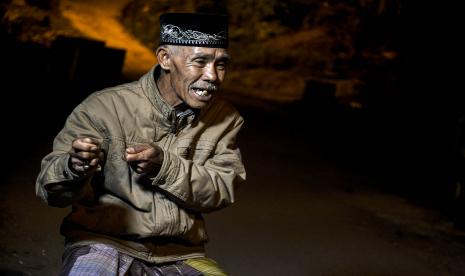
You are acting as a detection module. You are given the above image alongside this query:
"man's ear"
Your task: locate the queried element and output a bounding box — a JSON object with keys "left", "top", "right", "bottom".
{"left": 156, "top": 47, "right": 171, "bottom": 70}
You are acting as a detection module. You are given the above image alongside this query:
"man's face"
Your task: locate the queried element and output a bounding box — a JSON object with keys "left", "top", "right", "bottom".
{"left": 168, "top": 46, "right": 229, "bottom": 109}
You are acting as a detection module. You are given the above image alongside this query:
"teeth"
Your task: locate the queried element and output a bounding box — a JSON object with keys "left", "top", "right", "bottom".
{"left": 193, "top": 89, "right": 209, "bottom": 97}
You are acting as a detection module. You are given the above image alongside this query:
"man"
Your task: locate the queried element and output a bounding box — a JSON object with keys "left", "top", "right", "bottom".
{"left": 36, "top": 13, "right": 245, "bottom": 276}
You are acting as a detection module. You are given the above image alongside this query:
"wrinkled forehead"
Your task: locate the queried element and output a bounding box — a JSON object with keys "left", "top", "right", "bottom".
{"left": 179, "top": 46, "right": 230, "bottom": 60}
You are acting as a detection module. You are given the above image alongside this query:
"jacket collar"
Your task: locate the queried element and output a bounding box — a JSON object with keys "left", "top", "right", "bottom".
{"left": 140, "top": 65, "right": 206, "bottom": 132}
{"left": 140, "top": 65, "right": 173, "bottom": 120}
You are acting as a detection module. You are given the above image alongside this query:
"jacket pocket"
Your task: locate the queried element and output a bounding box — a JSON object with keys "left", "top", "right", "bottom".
{"left": 176, "top": 139, "right": 215, "bottom": 165}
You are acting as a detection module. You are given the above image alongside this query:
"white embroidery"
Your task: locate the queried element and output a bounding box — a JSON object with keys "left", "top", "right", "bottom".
{"left": 161, "top": 24, "right": 226, "bottom": 44}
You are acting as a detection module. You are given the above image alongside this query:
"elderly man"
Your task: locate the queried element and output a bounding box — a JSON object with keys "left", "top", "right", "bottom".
{"left": 36, "top": 13, "right": 245, "bottom": 276}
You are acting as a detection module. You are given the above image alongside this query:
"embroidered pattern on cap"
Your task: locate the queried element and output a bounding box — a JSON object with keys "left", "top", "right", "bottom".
{"left": 161, "top": 24, "right": 227, "bottom": 45}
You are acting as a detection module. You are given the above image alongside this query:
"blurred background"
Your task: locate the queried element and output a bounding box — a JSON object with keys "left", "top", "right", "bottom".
{"left": 1, "top": 0, "right": 465, "bottom": 275}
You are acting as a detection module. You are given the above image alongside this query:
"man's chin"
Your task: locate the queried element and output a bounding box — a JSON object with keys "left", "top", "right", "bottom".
{"left": 187, "top": 100, "right": 209, "bottom": 109}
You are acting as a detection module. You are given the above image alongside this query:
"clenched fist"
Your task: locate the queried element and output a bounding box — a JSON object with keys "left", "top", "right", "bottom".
{"left": 125, "top": 143, "right": 164, "bottom": 174}
{"left": 69, "top": 137, "right": 104, "bottom": 175}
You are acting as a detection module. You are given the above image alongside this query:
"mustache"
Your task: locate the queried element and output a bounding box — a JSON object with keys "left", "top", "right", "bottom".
{"left": 191, "top": 82, "right": 218, "bottom": 91}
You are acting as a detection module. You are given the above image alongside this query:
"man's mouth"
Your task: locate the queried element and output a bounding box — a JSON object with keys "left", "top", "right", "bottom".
{"left": 190, "top": 82, "right": 218, "bottom": 100}
{"left": 192, "top": 87, "right": 211, "bottom": 97}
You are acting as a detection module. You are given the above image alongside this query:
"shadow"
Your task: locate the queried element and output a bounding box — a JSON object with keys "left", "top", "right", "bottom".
{"left": 231, "top": 54, "right": 465, "bottom": 230}
{"left": 0, "top": 269, "right": 23, "bottom": 276}
{"left": 0, "top": 31, "right": 126, "bottom": 181}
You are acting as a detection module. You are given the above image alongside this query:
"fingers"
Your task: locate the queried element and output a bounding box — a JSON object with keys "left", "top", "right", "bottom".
{"left": 125, "top": 144, "right": 151, "bottom": 162}
{"left": 69, "top": 157, "right": 100, "bottom": 167}
{"left": 70, "top": 137, "right": 102, "bottom": 161}
{"left": 124, "top": 144, "right": 163, "bottom": 174}
{"left": 69, "top": 151, "right": 100, "bottom": 161}
{"left": 70, "top": 157, "right": 101, "bottom": 173}
{"left": 126, "top": 144, "right": 150, "bottom": 154}
{"left": 69, "top": 137, "right": 103, "bottom": 175}
{"left": 129, "top": 161, "right": 159, "bottom": 174}
{"left": 72, "top": 137, "right": 101, "bottom": 152}
{"left": 71, "top": 162, "right": 90, "bottom": 173}
{"left": 69, "top": 153, "right": 101, "bottom": 172}
{"left": 132, "top": 162, "right": 146, "bottom": 174}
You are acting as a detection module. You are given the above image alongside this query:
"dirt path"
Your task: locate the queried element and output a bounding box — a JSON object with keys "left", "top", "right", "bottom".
{"left": 60, "top": 0, "right": 156, "bottom": 79}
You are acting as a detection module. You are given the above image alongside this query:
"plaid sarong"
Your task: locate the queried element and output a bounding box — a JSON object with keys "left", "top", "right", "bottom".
{"left": 60, "top": 243, "right": 227, "bottom": 276}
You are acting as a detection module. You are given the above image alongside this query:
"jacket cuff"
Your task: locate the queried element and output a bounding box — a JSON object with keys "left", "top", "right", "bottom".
{"left": 151, "top": 150, "right": 185, "bottom": 199}
{"left": 63, "top": 154, "right": 86, "bottom": 179}
{"left": 151, "top": 149, "right": 172, "bottom": 185}
{"left": 44, "top": 154, "right": 83, "bottom": 185}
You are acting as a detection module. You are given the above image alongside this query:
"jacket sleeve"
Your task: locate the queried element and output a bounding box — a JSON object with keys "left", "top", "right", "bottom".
{"left": 151, "top": 116, "right": 246, "bottom": 213}
{"left": 35, "top": 103, "right": 103, "bottom": 207}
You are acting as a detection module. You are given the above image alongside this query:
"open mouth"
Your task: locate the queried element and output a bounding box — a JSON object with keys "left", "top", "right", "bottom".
{"left": 192, "top": 87, "right": 211, "bottom": 97}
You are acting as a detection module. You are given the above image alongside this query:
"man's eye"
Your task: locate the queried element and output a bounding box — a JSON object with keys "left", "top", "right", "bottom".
{"left": 194, "top": 59, "right": 206, "bottom": 65}
{"left": 216, "top": 63, "right": 227, "bottom": 70}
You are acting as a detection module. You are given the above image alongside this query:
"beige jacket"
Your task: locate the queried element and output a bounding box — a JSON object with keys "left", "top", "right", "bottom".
{"left": 36, "top": 66, "right": 246, "bottom": 263}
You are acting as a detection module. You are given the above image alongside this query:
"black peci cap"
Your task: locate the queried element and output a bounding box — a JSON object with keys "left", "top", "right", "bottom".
{"left": 159, "top": 13, "right": 228, "bottom": 48}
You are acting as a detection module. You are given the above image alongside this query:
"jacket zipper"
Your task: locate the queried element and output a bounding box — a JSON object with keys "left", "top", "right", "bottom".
{"left": 165, "top": 111, "right": 178, "bottom": 235}
{"left": 170, "top": 110, "right": 177, "bottom": 134}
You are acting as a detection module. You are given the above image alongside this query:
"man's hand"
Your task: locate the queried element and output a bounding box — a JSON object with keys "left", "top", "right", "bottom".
{"left": 125, "top": 143, "right": 164, "bottom": 174}
{"left": 69, "top": 137, "right": 103, "bottom": 175}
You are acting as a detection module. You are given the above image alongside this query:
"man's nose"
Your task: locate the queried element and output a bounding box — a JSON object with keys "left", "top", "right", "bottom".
{"left": 202, "top": 64, "right": 218, "bottom": 83}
